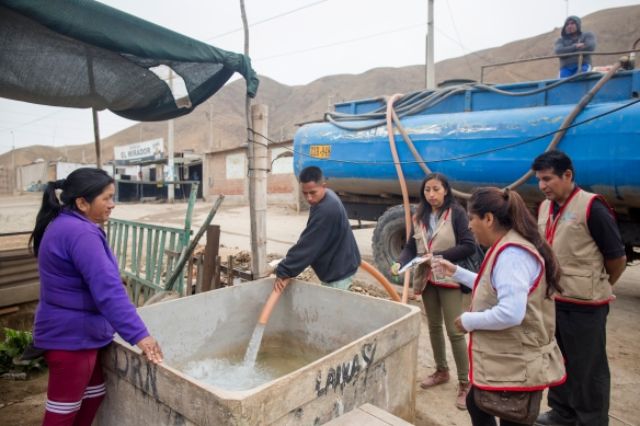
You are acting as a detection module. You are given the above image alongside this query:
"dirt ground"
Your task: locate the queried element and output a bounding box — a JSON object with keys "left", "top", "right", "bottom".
{"left": 1, "top": 194, "right": 639, "bottom": 425}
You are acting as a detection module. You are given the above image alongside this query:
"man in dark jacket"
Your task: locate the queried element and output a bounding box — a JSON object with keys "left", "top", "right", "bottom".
{"left": 554, "top": 15, "right": 596, "bottom": 78}
{"left": 275, "top": 166, "right": 361, "bottom": 291}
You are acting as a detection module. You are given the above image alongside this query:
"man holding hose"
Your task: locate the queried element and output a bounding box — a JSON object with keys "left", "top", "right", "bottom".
{"left": 274, "top": 166, "right": 361, "bottom": 291}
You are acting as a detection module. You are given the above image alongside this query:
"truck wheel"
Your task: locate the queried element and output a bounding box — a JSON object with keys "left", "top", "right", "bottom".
{"left": 372, "top": 205, "right": 413, "bottom": 281}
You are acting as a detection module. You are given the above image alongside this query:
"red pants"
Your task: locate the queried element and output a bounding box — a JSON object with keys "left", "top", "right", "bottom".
{"left": 43, "top": 349, "right": 105, "bottom": 426}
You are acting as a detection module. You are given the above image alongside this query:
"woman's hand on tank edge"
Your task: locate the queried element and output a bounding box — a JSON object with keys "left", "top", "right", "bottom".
{"left": 274, "top": 277, "right": 291, "bottom": 292}
{"left": 137, "top": 335, "right": 163, "bottom": 364}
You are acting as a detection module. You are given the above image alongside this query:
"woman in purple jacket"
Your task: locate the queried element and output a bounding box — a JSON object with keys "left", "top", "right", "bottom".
{"left": 29, "top": 168, "right": 162, "bottom": 426}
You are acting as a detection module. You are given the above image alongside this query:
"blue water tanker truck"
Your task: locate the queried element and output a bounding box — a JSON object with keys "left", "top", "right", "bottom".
{"left": 293, "top": 68, "right": 640, "bottom": 277}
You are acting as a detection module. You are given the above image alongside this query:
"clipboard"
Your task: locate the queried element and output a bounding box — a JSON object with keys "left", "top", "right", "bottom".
{"left": 398, "top": 256, "right": 428, "bottom": 274}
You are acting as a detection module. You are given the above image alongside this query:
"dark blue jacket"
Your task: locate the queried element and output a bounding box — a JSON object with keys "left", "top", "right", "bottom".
{"left": 276, "top": 189, "right": 360, "bottom": 283}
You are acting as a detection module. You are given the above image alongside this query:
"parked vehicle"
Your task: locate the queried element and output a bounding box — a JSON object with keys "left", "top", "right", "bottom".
{"left": 293, "top": 68, "right": 640, "bottom": 277}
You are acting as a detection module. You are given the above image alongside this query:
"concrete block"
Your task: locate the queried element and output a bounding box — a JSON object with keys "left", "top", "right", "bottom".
{"left": 97, "top": 279, "right": 420, "bottom": 425}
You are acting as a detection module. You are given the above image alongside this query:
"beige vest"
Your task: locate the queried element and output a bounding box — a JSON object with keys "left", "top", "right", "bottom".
{"left": 470, "top": 230, "right": 565, "bottom": 390}
{"left": 537, "top": 189, "right": 612, "bottom": 305}
{"left": 412, "top": 208, "right": 460, "bottom": 293}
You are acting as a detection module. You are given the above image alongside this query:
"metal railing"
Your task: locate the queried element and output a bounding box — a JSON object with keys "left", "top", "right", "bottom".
{"left": 480, "top": 49, "right": 639, "bottom": 83}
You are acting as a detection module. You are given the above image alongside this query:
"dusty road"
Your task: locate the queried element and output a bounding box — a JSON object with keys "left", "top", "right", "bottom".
{"left": 1, "top": 194, "right": 639, "bottom": 425}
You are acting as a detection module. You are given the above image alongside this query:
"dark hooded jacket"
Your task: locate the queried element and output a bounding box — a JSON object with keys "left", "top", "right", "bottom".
{"left": 554, "top": 16, "right": 596, "bottom": 69}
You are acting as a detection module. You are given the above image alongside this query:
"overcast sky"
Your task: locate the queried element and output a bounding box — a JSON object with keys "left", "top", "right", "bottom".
{"left": 1, "top": 0, "right": 638, "bottom": 155}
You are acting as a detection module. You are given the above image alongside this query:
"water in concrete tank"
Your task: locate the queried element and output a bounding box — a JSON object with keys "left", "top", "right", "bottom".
{"left": 180, "top": 337, "right": 326, "bottom": 391}
{"left": 242, "top": 323, "right": 265, "bottom": 367}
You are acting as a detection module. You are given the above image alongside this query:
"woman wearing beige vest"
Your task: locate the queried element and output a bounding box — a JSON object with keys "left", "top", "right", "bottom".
{"left": 433, "top": 187, "right": 566, "bottom": 425}
{"left": 390, "top": 173, "right": 476, "bottom": 410}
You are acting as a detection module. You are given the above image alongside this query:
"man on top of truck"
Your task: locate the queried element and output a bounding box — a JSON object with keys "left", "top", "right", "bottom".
{"left": 554, "top": 15, "right": 596, "bottom": 78}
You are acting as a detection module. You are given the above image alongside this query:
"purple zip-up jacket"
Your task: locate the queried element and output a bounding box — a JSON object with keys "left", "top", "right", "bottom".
{"left": 33, "top": 210, "right": 149, "bottom": 350}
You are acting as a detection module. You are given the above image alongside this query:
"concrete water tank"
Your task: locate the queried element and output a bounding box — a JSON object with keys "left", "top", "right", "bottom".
{"left": 96, "top": 278, "right": 421, "bottom": 425}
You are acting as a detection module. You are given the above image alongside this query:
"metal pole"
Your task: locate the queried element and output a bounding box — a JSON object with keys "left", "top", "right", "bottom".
{"left": 167, "top": 70, "right": 175, "bottom": 203}
{"left": 92, "top": 108, "right": 101, "bottom": 169}
{"left": 426, "top": 0, "right": 435, "bottom": 90}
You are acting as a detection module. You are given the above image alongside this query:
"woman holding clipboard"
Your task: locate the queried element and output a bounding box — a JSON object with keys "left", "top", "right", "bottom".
{"left": 390, "top": 173, "right": 476, "bottom": 410}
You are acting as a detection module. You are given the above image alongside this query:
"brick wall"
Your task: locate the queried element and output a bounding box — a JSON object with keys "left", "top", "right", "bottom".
{"left": 204, "top": 146, "right": 298, "bottom": 205}
{"left": 207, "top": 154, "right": 246, "bottom": 197}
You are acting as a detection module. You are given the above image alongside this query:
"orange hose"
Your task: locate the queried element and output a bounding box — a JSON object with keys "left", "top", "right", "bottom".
{"left": 386, "top": 94, "right": 412, "bottom": 304}
{"left": 259, "top": 263, "right": 403, "bottom": 326}
{"left": 258, "top": 286, "right": 283, "bottom": 325}
{"left": 359, "top": 260, "right": 401, "bottom": 302}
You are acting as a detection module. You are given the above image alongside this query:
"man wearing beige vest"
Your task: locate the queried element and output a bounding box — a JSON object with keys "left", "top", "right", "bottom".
{"left": 532, "top": 151, "right": 626, "bottom": 426}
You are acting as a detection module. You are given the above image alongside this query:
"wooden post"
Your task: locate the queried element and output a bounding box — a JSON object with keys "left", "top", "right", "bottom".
{"left": 249, "top": 104, "right": 269, "bottom": 278}
{"left": 227, "top": 255, "right": 234, "bottom": 286}
{"left": 194, "top": 254, "right": 204, "bottom": 294}
{"left": 201, "top": 225, "right": 220, "bottom": 292}
{"left": 214, "top": 255, "right": 221, "bottom": 289}
{"left": 186, "top": 255, "right": 194, "bottom": 296}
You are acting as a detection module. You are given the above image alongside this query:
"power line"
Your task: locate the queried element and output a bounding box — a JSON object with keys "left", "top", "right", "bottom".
{"left": 433, "top": 26, "right": 532, "bottom": 82}
{"left": 250, "top": 16, "right": 503, "bottom": 74}
{"left": 206, "top": 0, "right": 329, "bottom": 41}
{"left": 443, "top": 0, "right": 475, "bottom": 75}
{"left": 0, "top": 127, "right": 91, "bottom": 140}
{"left": 255, "top": 22, "right": 426, "bottom": 62}
{"left": 0, "top": 109, "right": 64, "bottom": 133}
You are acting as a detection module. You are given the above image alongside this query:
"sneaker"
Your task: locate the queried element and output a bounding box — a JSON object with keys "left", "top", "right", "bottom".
{"left": 455, "top": 382, "right": 470, "bottom": 410}
{"left": 420, "top": 369, "right": 450, "bottom": 389}
{"left": 534, "top": 410, "right": 575, "bottom": 426}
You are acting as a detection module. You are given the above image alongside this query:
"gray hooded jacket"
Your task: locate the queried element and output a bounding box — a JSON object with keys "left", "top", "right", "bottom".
{"left": 554, "top": 16, "right": 596, "bottom": 69}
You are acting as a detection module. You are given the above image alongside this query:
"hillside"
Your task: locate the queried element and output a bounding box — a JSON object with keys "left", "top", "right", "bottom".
{"left": 2, "top": 5, "right": 640, "bottom": 169}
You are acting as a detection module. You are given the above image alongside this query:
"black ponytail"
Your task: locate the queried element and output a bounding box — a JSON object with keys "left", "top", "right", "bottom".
{"left": 503, "top": 189, "right": 562, "bottom": 297}
{"left": 29, "top": 168, "right": 114, "bottom": 256}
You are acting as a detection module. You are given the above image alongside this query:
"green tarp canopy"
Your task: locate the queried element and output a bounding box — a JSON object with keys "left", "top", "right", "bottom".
{"left": 0, "top": 0, "right": 259, "bottom": 121}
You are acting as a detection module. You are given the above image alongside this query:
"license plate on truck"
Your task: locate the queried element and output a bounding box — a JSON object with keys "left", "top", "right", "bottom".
{"left": 310, "top": 145, "right": 331, "bottom": 158}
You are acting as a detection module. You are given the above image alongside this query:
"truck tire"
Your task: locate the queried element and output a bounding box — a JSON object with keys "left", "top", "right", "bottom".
{"left": 372, "top": 204, "right": 413, "bottom": 282}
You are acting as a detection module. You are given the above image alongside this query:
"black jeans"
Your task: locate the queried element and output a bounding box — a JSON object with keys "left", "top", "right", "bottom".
{"left": 466, "top": 387, "right": 531, "bottom": 426}
{"left": 548, "top": 302, "right": 610, "bottom": 426}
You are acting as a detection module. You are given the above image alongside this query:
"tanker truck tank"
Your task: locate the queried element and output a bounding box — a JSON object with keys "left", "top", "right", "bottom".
{"left": 293, "top": 69, "right": 640, "bottom": 278}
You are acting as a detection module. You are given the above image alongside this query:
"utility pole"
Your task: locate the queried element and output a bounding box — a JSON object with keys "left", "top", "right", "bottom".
{"left": 167, "top": 69, "right": 175, "bottom": 203}
{"left": 425, "top": 0, "right": 435, "bottom": 90}
{"left": 240, "top": 0, "right": 268, "bottom": 278}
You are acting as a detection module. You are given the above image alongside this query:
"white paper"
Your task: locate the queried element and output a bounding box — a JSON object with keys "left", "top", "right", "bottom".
{"left": 398, "top": 256, "right": 428, "bottom": 273}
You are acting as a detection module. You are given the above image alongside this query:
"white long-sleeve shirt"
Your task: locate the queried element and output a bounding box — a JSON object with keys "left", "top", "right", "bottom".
{"left": 453, "top": 246, "right": 542, "bottom": 332}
